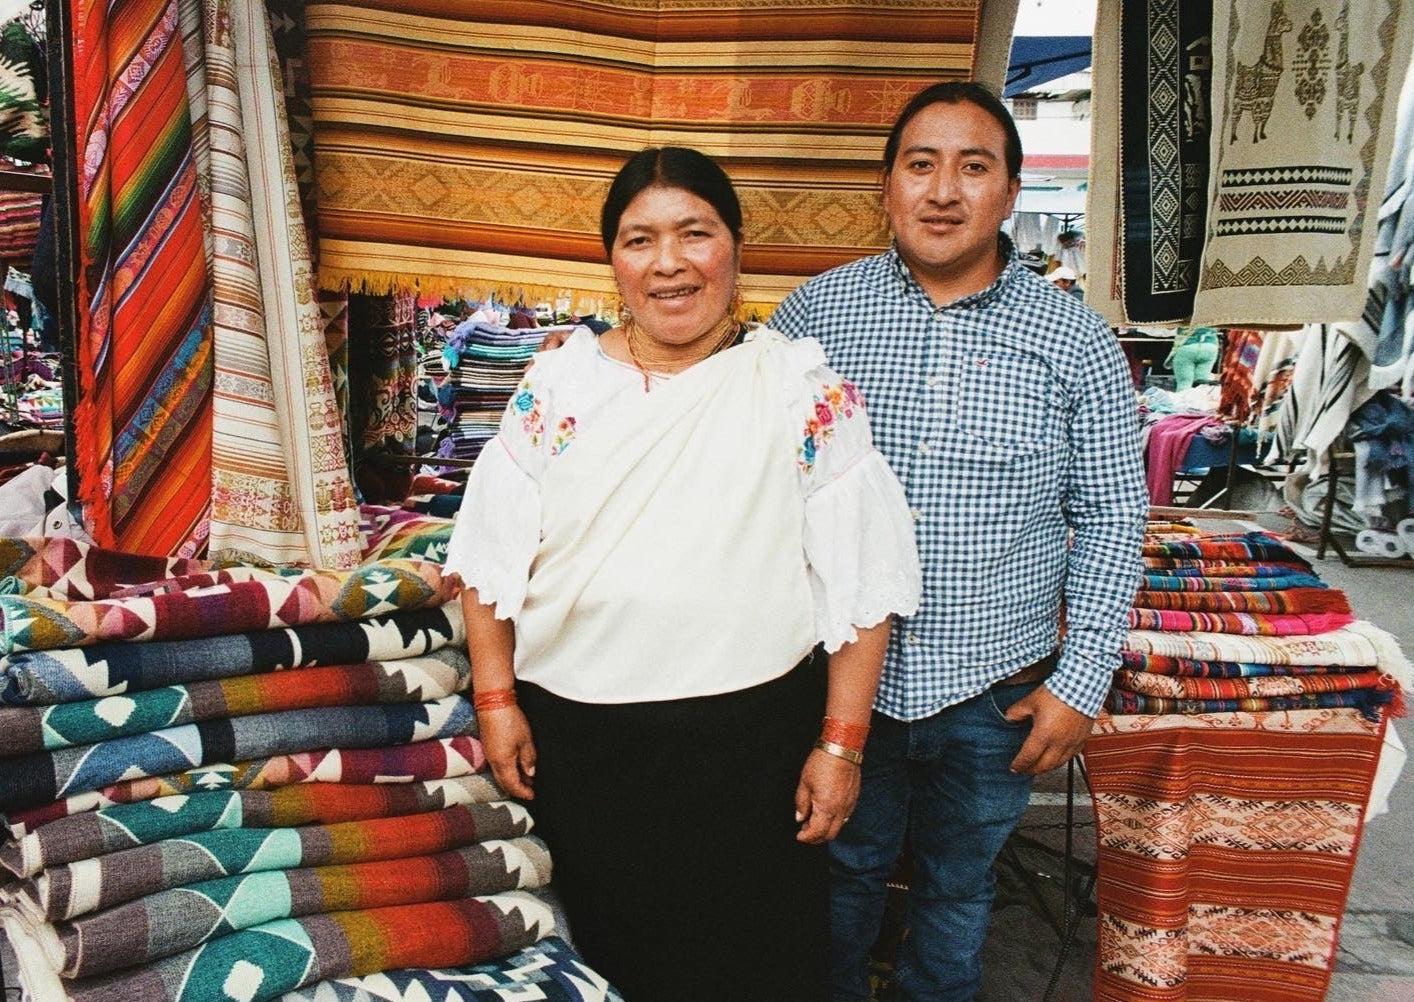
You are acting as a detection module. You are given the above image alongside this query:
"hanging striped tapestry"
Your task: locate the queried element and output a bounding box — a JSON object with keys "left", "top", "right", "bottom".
{"left": 69, "top": 0, "right": 214, "bottom": 556}
{"left": 304, "top": 0, "right": 983, "bottom": 313}
{"left": 198, "top": 0, "right": 362, "bottom": 568}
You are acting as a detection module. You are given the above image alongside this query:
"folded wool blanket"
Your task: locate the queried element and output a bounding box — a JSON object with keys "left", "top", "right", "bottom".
{"left": 19, "top": 803, "right": 533, "bottom": 921}
{"left": 1123, "top": 621, "right": 1406, "bottom": 666}
{"left": 52, "top": 891, "right": 555, "bottom": 1002}
{"left": 360, "top": 505, "right": 454, "bottom": 565}
{"left": 1140, "top": 571, "right": 1327, "bottom": 591}
{"left": 6, "top": 735, "right": 488, "bottom": 838}
{"left": 1140, "top": 522, "right": 1202, "bottom": 536}
{"left": 1, "top": 603, "right": 465, "bottom": 705}
{"left": 1140, "top": 531, "right": 1310, "bottom": 566}
{"left": 0, "top": 650, "right": 472, "bottom": 755}
{"left": 1126, "top": 609, "right": 1355, "bottom": 635}
{"left": 1, "top": 776, "right": 502, "bottom": 879}
{"left": 275, "top": 935, "right": 624, "bottom": 1002}
{"left": 0, "top": 696, "right": 478, "bottom": 813}
{"left": 1118, "top": 649, "right": 1372, "bottom": 678}
{"left": 49, "top": 838, "right": 553, "bottom": 978}
{"left": 1141, "top": 557, "right": 1313, "bottom": 573}
{"left": 1114, "top": 667, "right": 1395, "bottom": 701}
{"left": 1105, "top": 686, "right": 1397, "bottom": 720}
{"left": 1131, "top": 587, "right": 1352, "bottom": 614}
{"left": 0, "top": 538, "right": 209, "bottom": 600}
{"left": 0, "top": 561, "right": 459, "bottom": 656}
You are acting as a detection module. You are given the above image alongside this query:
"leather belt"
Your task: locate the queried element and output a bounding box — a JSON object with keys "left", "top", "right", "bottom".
{"left": 992, "top": 650, "right": 1059, "bottom": 687}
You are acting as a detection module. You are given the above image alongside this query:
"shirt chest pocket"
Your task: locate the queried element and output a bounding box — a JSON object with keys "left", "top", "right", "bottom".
{"left": 947, "top": 347, "right": 1059, "bottom": 456}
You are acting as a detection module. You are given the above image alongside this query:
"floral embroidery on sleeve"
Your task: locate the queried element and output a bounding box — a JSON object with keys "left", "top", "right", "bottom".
{"left": 512, "top": 380, "right": 545, "bottom": 447}
{"left": 550, "top": 416, "right": 577, "bottom": 456}
{"left": 798, "top": 379, "right": 865, "bottom": 473}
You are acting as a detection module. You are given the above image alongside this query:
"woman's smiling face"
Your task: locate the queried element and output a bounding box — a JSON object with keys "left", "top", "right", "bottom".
{"left": 611, "top": 184, "right": 741, "bottom": 346}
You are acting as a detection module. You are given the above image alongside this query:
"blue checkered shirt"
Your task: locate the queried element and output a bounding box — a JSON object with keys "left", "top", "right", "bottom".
{"left": 771, "top": 241, "right": 1146, "bottom": 720}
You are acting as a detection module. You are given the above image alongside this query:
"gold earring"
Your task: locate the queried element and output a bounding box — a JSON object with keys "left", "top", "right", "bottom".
{"left": 730, "top": 286, "right": 744, "bottom": 323}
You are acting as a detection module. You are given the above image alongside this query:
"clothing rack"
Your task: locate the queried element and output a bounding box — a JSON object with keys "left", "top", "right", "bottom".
{"left": 1316, "top": 447, "right": 1414, "bottom": 568}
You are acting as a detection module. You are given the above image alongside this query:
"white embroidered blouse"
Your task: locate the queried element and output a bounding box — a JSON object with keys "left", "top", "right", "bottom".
{"left": 444, "top": 326, "right": 921, "bottom": 703}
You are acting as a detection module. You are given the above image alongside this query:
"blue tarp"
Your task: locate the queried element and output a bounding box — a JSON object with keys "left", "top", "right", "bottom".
{"left": 1005, "top": 35, "right": 1093, "bottom": 97}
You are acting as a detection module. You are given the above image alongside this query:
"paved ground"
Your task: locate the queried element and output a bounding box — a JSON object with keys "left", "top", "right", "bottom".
{"left": 977, "top": 515, "right": 1414, "bottom": 1002}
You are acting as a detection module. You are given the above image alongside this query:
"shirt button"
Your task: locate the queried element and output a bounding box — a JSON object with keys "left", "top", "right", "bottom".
{"left": 906, "top": 632, "right": 920, "bottom": 645}
{"left": 917, "top": 441, "right": 931, "bottom": 455}
{"left": 909, "top": 507, "right": 922, "bottom": 521}
{"left": 925, "top": 374, "right": 940, "bottom": 387}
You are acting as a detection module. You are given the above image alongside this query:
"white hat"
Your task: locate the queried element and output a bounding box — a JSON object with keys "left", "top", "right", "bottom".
{"left": 1046, "top": 266, "right": 1079, "bottom": 283}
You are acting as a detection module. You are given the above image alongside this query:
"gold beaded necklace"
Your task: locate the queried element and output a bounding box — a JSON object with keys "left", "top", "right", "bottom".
{"left": 623, "top": 313, "right": 739, "bottom": 391}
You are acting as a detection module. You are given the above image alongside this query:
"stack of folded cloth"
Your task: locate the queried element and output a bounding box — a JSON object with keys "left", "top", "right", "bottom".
{"left": 0, "top": 536, "right": 622, "bottom": 1002}
{"left": 1111, "top": 528, "right": 1410, "bottom": 718}
{"left": 423, "top": 321, "right": 574, "bottom": 465}
{"left": 359, "top": 503, "right": 454, "bottom": 565}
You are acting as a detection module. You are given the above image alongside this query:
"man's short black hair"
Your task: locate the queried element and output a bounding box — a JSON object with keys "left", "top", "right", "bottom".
{"left": 882, "top": 81, "right": 1023, "bottom": 180}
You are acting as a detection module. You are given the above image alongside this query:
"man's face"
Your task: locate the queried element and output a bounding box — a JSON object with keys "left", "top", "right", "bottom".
{"left": 882, "top": 100, "right": 1021, "bottom": 302}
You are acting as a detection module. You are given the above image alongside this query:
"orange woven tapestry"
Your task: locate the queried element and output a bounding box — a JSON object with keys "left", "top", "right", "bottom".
{"left": 1086, "top": 708, "right": 1386, "bottom": 1002}
{"left": 305, "top": 0, "right": 984, "bottom": 312}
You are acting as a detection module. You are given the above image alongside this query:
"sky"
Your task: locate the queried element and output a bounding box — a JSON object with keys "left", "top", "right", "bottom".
{"left": 1011, "top": 0, "right": 1098, "bottom": 37}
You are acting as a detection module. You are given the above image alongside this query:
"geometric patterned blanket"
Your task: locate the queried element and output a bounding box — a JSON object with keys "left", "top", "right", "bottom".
{"left": 1087, "top": 708, "right": 1386, "bottom": 1002}
{"left": 1, "top": 604, "right": 465, "bottom": 705}
{"left": 0, "top": 560, "right": 459, "bottom": 656}
{"left": 1, "top": 776, "right": 502, "bottom": 879}
{"left": 0, "top": 695, "right": 478, "bottom": 812}
{"left": 0, "top": 651, "right": 472, "bottom": 755}
{"left": 50, "top": 839, "right": 553, "bottom": 977}
{"left": 276, "top": 935, "right": 623, "bottom": 1002}
{"left": 5, "top": 735, "right": 488, "bottom": 838}
{"left": 18, "top": 803, "right": 533, "bottom": 921}
{"left": 50, "top": 892, "right": 554, "bottom": 1002}
{"left": 360, "top": 507, "right": 453, "bottom": 566}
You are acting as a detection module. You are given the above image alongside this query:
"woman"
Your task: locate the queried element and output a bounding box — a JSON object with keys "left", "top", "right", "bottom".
{"left": 444, "top": 147, "right": 920, "bottom": 1002}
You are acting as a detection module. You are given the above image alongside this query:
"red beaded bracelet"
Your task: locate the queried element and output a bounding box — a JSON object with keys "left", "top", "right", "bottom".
{"left": 472, "top": 688, "right": 518, "bottom": 712}
{"left": 820, "top": 716, "right": 869, "bottom": 752}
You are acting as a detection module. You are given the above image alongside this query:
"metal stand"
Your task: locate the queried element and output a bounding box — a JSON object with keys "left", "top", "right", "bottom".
{"left": 993, "top": 758, "right": 1098, "bottom": 1002}
{"left": 1317, "top": 448, "right": 1414, "bottom": 568}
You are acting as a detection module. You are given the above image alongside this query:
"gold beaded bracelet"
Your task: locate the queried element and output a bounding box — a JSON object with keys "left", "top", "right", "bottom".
{"left": 813, "top": 738, "right": 865, "bottom": 766}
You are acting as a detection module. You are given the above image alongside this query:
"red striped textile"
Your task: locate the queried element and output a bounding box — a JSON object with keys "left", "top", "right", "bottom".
{"left": 1087, "top": 710, "right": 1386, "bottom": 1002}
{"left": 69, "top": 0, "right": 212, "bottom": 556}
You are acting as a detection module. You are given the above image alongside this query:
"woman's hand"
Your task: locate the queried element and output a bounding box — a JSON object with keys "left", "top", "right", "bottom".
{"left": 794, "top": 748, "right": 861, "bottom": 844}
{"left": 480, "top": 706, "right": 537, "bottom": 800}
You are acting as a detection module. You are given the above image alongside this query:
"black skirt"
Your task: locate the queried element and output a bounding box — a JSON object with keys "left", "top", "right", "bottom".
{"left": 518, "top": 654, "right": 829, "bottom": 1002}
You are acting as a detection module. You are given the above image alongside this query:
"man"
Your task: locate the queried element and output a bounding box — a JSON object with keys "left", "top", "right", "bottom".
{"left": 770, "top": 81, "right": 1147, "bottom": 1002}
{"left": 1044, "top": 264, "right": 1085, "bottom": 300}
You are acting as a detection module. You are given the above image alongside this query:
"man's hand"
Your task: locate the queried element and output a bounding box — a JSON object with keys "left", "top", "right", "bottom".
{"left": 1004, "top": 686, "right": 1094, "bottom": 775}
{"left": 480, "top": 706, "right": 537, "bottom": 799}
{"left": 794, "top": 749, "right": 861, "bottom": 844}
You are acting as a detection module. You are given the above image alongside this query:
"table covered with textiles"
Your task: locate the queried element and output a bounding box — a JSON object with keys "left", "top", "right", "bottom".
{"left": 0, "top": 533, "right": 624, "bottom": 1002}
{"left": 1086, "top": 527, "right": 1410, "bottom": 1002}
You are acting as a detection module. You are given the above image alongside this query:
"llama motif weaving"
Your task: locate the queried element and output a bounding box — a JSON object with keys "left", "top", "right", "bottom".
{"left": 1192, "top": 0, "right": 1414, "bottom": 326}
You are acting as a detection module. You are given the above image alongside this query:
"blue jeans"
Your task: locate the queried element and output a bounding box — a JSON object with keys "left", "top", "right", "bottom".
{"left": 829, "top": 683, "right": 1039, "bottom": 1002}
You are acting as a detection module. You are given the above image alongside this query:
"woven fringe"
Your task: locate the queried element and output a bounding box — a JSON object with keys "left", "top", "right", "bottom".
{"left": 317, "top": 266, "right": 785, "bottom": 320}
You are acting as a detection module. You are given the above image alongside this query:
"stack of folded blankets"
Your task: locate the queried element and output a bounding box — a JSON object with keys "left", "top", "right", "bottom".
{"left": 422, "top": 320, "right": 573, "bottom": 465}
{"left": 0, "top": 536, "right": 622, "bottom": 1002}
{"left": 1112, "top": 526, "right": 1407, "bottom": 719}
